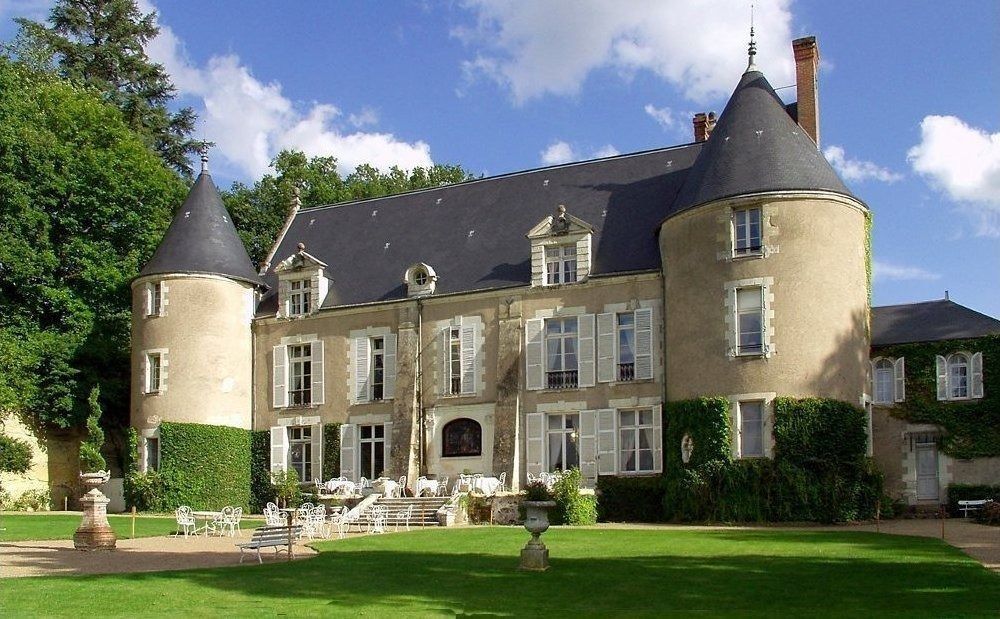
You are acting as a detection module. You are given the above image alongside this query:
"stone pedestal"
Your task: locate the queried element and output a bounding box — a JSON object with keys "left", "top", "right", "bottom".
{"left": 519, "top": 538, "right": 550, "bottom": 571}
{"left": 74, "top": 487, "right": 117, "bottom": 550}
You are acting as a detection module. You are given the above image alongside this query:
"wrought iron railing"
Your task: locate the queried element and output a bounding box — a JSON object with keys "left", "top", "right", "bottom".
{"left": 546, "top": 370, "right": 579, "bottom": 390}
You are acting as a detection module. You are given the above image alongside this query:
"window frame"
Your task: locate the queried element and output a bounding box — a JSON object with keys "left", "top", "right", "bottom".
{"left": 617, "top": 408, "right": 656, "bottom": 474}
{"left": 287, "top": 343, "right": 313, "bottom": 406}
{"left": 146, "top": 352, "right": 162, "bottom": 393}
{"left": 947, "top": 353, "right": 970, "bottom": 400}
{"left": 544, "top": 317, "right": 579, "bottom": 389}
{"left": 736, "top": 286, "right": 765, "bottom": 356}
{"left": 288, "top": 278, "right": 312, "bottom": 317}
{"left": 441, "top": 418, "right": 483, "bottom": 458}
{"left": 737, "top": 400, "right": 765, "bottom": 458}
{"left": 873, "top": 358, "right": 895, "bottom": 404}
{"left": 287, "top": 425, "right": 313, "bottom": 481}
{"left": 544, "top": 244, "right": 579, "bottom": 286}
{"left": 143, "top": 436, "right": 160, "bottom": 471}
{"left": 545, "top": 412, "right": 580, "bottom": 472}
{"left": 449, "top": 327, "right": 462, "bottom": 395}
{"left": 371, "top": 336, "right": 385, "bottom": 401}
{"left": 359, "top": 423, "right": 386, "bottom": 479}
{"left": 732, "top": 207, "right": 763, "bottom": 257}
{"left": 147, "top": 282, "right": 162, "bottom": 317}
{"left": 616, "top": 312, "right": 636, "bottom": 382}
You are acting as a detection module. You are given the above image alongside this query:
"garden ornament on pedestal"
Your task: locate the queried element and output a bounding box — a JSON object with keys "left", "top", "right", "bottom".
{"left": 74, "top": 470, "right": 117, "bottom": 550}
{"left": 520, "top": 481, "right": 556, "bottom": 571}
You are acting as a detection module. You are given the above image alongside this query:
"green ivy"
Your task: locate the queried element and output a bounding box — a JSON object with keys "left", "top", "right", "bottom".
{"left": 322, "top": 423, "right": 342, "bottom": 480}
{"left": 250, "top": 430, "right": 273, "bottom": 512}
{"left": 864, "top": 210, "right": 873, "bottom": 308}
{"left": 550, "top": 468, "right": 597, "bottom": 525}
{"left": 663, "top": 397, "right": 732, "bottom": 469}
{"left": 156, "top": 422, "right": 251, "bottom": 510}
{"left": 874, "top": 335, "right": 999, "bottom": 458}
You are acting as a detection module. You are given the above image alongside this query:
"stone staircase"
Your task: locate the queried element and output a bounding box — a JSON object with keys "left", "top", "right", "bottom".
{"left": 375, "top": 496, "right": 451, "bottom": 527}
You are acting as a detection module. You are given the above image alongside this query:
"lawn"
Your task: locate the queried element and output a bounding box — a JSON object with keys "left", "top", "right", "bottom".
{"left": 3, "top": 527, "right": 998, "bottom": 616}
{"left": 0, "top": 513, "right": 180, "bottom": 541}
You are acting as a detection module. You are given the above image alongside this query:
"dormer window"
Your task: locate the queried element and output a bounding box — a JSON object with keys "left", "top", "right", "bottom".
{"left": 545, "top": 245, "right": 578, "bottom": 285}
{"left": 404, "top": 263, "right": 437, "bottom": 297}
{"left": 527, "top": 205, "right": 594, "bottom": 287}
{"left": 288, "top": 279, "right": 311, "bottom": 317}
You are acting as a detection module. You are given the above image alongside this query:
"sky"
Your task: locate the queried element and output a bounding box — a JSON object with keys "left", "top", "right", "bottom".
{"left": 1, "top": 0, "right": 997, "bottom": 316}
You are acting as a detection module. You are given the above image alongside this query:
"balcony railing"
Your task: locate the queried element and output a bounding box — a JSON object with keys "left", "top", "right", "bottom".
{"left": 617, "top": 363, "right": 635, "bottom": 382}
{"left": 546, "top": 370, "right": 579, "bottom": 390}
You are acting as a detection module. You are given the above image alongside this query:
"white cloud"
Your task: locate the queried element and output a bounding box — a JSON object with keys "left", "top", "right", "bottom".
{"left": 644, "top": 104, "right": 677, "bottom": 132}
{"left": 540, "top": 140, "right": 619, "bottom": 166}
{"left": 139, "top": 1, "right": 432, "bottom": 179}
{"left": 823, "top": 145, "right": 903, "bottom": 183}
{"left": 455, "top": 0, "right": 795, "bottom": 105}
{"left": 873, "top": 260, "right": 940, "bottom": 282}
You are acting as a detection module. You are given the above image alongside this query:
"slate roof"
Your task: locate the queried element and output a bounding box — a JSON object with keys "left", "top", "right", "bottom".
{"left": 140, "top": 172, "right": 264, "bottom": 287}
{"left": 871, "top": 300, "right": 1000, "bottom": 346}
{"left": 670, "top": 70, "right": 856, "bottom": 217}
{"left": 256, "top": 144, "right": 701, "bottom": 313}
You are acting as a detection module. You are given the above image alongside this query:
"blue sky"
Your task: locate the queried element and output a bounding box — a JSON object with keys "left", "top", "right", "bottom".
{"left": 2, "top": 0, "right": 997, "bottom": 316}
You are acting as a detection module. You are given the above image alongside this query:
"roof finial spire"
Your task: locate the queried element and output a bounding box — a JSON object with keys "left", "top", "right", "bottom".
{"left": 199, "top": 144, "right": 210, "bottom": 174}
{"left": 746, "top": 3, "right": 757, "bottom": 72}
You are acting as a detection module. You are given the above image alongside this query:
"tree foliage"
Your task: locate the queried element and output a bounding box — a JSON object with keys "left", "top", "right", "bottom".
{"left": 224, "top": 150, "right": 476, "bottom": 265}
{"left": 12, "top": 0, "right": 203, "bottom": 175}
{"left": 0, "top": 57, "right": 185, "bottom": 433}
{"left": 0, "top": 432, "right": 33, "bottom": 476}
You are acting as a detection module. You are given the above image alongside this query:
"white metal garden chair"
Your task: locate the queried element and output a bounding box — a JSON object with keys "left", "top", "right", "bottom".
{"left": 224, "top": 506, "right": 243, "bottom": 537}
{"left": 337, "top": 503, "right": 368, "bottom": 538}
{"left": 436, "top": 476, "right": 449, "bottom": 497}
{"left": 390, "top": 504, "right": 414, "bottom": 532}
{"left": 367, "top": 504, "right": 388, "bottom": 535}
{"left": 175, "top": 506, "right": 196, "bottom": 537}
{"left": 263, "top": 504, "right": 284, "bottom": 526}
{"left": 498, "top": 472, "right": 507, "bottom": 492}
{"left": 397, "top": 475, "right": 408, "bottom": 497}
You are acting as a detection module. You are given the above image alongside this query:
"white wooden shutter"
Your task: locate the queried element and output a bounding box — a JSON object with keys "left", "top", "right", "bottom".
{"left": 936, "top": 355, "right": 948, "bottom": 400}
{"left": 634, "top": 308, "right": 653, "bottom": 380}
{"left": 868, "top": 360, "right": 876, "bottom": 399}
{"left": 526, "top": 412, "right": 544, "bottom": 477}
{"left": 142, "top": 284, "right": 151, "bottom": 316}
{"left": 525, "top": 318, "right": 544, "bottom": 391}
{"left": 651, "top": 404, "right": 663, "bottom": 473}
{"left": 971, "top": 352, "right": 984, "bottom": 399}
{"left": 597, "top": 312, "right": 615, "bottom": 383}
{"left": 383, "top": 333, "right": 397, "bottom": 400}
{"left": 310, "top": 423, "right": 323, "bottom": 483}
{"left": 461, "top": 322, "right": 476, "bottom": 394}
{"left": 339, "top": 424, "right": 356, "bottom": 481}
{"left": 578, "top": 314, "right": 596, "bottom": 387}
{"left": 596, "top": 408, "right": 617, "bottom": 475}
{"left": 270, "top": 426, "right": 288, "bottom": 474}
{"left": 353, "top": 337, "right": 370, "bottom": 403}
{"left": 311, "top": 340, "right": 325, "bottom": 405}
{"left": 273, "top": 345, "right": 288, "bottom": 408}
{"left": 578, "top": 410, "right": 598, "bottom": 487}
{"left": 893, "top": 357, "right": 906, "bottom": 403}
{"left": 382, "top": 422, "right": 393, "bottom": 477}
{"left": 441, "top": 327, "right": 452, "bottom": 396}
{"left": 140, "top": 354, "right": 149, "bottom": 394}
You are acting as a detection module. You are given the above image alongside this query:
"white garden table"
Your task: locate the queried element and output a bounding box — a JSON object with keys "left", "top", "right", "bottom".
{"left": 372, "top": 478, "right": 399, "bottom": 497}
{"left": 325, "top": 480, "right": 356, "bottom": 496}
{"left": 190, "top": 510, "right": 222, "bottom": 536}
{"left": 470, "top": 476, "right": 502, "bottom": 496}
{"left": 414, "top": 478, "right": 439, "bottom": 497}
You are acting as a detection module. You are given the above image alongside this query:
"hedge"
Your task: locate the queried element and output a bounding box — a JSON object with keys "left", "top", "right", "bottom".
{"left": 596, "top": 475, "right": 664, "bottom": 522}
{"left": 947, "top": 484, "right": 1000, "bottom": 517}
{"left": 873, "top": 334, "right": 999, "bottom": 458}
{"left": 322, "top": 423, "right": 342, "bottom": 480}
{"left": 250, "top": 430, "right": 273, "bottom": 512}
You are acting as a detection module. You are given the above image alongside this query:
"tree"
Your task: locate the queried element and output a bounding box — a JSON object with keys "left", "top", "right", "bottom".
{"left": 13, "top": 0, "right": 204, "bottom": 176}
{"left": 0, "top": 57, "right": 185, "bottom": 436}
{"left": 225, "top": 150, "right": 475, "bottom": 265}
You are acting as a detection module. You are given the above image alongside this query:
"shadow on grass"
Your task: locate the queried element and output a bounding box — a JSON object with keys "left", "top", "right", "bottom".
{"left": 6, "top": 528, "right": 1000, "bottom": 615}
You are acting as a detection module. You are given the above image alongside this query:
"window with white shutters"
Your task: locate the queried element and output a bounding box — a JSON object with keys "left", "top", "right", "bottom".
{"left": 938, "top": 352, "right": 983, "bottom": 401}
{"left": 618, "top": 408, "right": 657, "bottom": 473}
{"left": 359, "top": 424, "right": 386, "bottom": 479}
{"left": 288, "top": 344, "right": 312, "bottom": 406}
{"left": 872, "top": 358, "right": 894, "bottom": 404}
{"left": 352, "top": 332, "right": 396, "bottom": 403}
{"left": 444, "top": 318, "right": 479, "bottom": 396}
{"left": 545, "top": 318, "right": 579, "bottom": 389}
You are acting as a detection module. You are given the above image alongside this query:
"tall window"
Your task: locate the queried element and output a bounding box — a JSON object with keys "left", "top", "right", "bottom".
{"left": 617, "top": 313, "right": 636, "bottom": 381}
{"left": 288, "top": 344, "right": 312, "bottom": 406}
{"left": 442, "top": 418, "right": 482, "bottom": 457}
{"left": 147, "top": 283, "right": 162, "bottom": 316}
{"left": 288, "top": 426, "right": 312, "bottom": 481}
{"left": 547, "top": 413, "right": 579, "bottom": 471}
{"left": 545, "top": 318, "right": 578, "bottom": 389}
{"left": 873, "top": 358, "right": 894, "bottom": 404}
{"left": 371, "top": 337, "right": 385, "bottom": 400}
{"left": 733, "top": 207, "right": 762, "bottom": 256}
{"left": 449, "top": 327, "right": 462, "bottom": 395}
{"left": 146, "top": 353, "right": 162, "bottom": 393}
{"left": 359, "top": 424, "right": 386, "bottom": 479}
{"left": 736, "top": 287, "right": 764, "bottom": 355}
{"left": 289, "top": 279, "right": 311, "bottom": 316}
{"left": 144, "top": 437, "right": 159, "bottom": 471}
{"left": 948, "top": 353, "right": 969, "bottom": 399}
{"left": 545, "top": 245, "right": 578, "bottom": 285}
{"left": 619, "top": 408, "right": 655, "bottom": 473}
{"left": 739, "top": 401, "right": 764, "bottom": 457}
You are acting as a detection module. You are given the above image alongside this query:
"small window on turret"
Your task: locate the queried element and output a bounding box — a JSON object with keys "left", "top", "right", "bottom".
{"left": 733, "top": 207, "right": 762, "bottom": 257}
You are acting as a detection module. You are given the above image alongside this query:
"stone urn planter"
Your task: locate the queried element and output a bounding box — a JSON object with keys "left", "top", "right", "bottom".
{"left": 520, "top": 500, "right": 556, "bottom": 571}
{"left": 73, "top": 471, "right": 117, "bottom": 550}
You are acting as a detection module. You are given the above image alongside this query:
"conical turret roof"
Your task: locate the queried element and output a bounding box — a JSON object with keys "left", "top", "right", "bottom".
{"left": 139, "top": 171, "right": 264, "bottom": 287}
{"left": 669, "top": 70, "right": 858, "bottom": 218}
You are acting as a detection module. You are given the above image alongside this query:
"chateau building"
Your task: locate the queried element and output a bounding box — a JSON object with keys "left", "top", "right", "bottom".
{"left": 130, "top": 36, "right": 998, "bottom": 506}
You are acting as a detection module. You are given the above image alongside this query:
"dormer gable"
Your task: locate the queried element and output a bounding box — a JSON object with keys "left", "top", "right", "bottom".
{"left": 404, "top": 262, "right": 438, "bottom": 297}
{"left": 274, "top": 243, "right": 329, "bottom": 318}
{"left": 527, "top": 204, "right": 594, "bottom": 287}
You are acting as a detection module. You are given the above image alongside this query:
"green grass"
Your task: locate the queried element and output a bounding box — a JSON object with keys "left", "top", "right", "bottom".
{"left": 3, "top": 527, "right": 998, "bottom": 616}
{"left": 0, "top": 513, "right": 180, "bottom": 541}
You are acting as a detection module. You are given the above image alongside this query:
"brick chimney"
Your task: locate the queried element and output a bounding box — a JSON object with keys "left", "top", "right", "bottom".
{"left": 692, "top": 112, "right": 717, "bottom": 143}
{"left": 792, "top": 36, "right": 820, "bottom": 146}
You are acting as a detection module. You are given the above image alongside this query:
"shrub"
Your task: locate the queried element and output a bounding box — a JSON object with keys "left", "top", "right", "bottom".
{"left": 523, "top": 480, "right": 552, "bottom": 502}
{"left": 322, "top": 423, "right": 341, "bottom": 480}
{"left": 158, "top": 422, "right": 251, "bottom": 510}
{"left": 976, "top": 502, "right": 1000, "bottom": 526}
{"left": 78, "top": 386, "right": 106, "bottom": 473}
{"left": 8, "top": 488, "right": 51, "bottom": 511}
{"left": 125, "top": 470, "right": 166, "bottom": 512}
{"left": 0, "top": 431, "right": 32, "bottom": 475}
{"left": 550, "top": 469, "right": 597, "bottom": 525}
{"left": 272, "top": 468, "right": 302, "bottom": 508}
{"left": 947, "top": 484, "right": 1000, "bottom": 517}
{"left": 250, "top": 430, "right": 274, "bottom": 512}
{"left": 596, "top": 475, "right": 664, "bottom": 522}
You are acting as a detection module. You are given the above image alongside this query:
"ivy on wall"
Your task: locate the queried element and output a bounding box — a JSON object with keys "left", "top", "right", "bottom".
{"left": 874, "top": 334, "right": 999, "bottom": 458}
{"left": 250, "top": 430, "right": 273, "bottom": 512}
{"left": 322, "top": 423, "right": 342, "bottom": 481}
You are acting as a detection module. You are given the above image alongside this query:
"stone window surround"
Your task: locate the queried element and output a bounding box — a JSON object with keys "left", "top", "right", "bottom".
{"left": 899, "top": 424, "right": 952, "bottom": 505}
{"left": 427, "top": 403, "right": 495, "bottom": 464}
{"left": 275, "top": 334, "right": 320, "bottom": 410}
{"left": 404, "top": 262, "right": 438, "bottom": 297}
{"left": 715, "top": 201, "right": 781, "bottom": 262}
{"left": 727, "top": 392, "right": 777, "bottom": 459}
{"left": 142, "top": 348, "right": 169, "bottom": 395}
{"left": 139, "top": 426, "right": 160, "bottom": 473}
{"left": 144, "top": 281, "right": 168, "bottom": 318}
{"left": 527, "top": 209, "right": 594, "bottom": 287}
{"left": 723, "top": 277, "right": 775, "bottom": 359}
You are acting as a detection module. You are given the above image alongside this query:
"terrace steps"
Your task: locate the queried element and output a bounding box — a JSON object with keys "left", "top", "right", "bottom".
{"left": 375, "top": 496, "right": 450, "bottom": 526}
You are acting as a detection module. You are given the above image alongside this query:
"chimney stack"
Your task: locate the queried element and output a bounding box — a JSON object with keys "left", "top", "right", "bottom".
{"left": 692, "top": 112, "right": 717, "bottom": 143}
{"left": 792, "top": 36, "right": 820, "bottom": 147}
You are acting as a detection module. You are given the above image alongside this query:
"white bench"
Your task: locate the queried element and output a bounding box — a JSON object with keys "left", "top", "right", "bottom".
{"left": 957, "top": 499, "right": 993, "bottom": 518}
{"left": 236, "top": 525, "right": 302, "bottom": 563}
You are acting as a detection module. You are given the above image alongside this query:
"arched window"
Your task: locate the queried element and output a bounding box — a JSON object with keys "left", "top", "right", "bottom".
{"left": 947, "top": 353, "right": 969, "bottom": 399}
{"left": 442, "top": 418, "right": 482, "bottom": 457}
{"left": 873, "top": 358, "right": 894, "bottom": 404}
